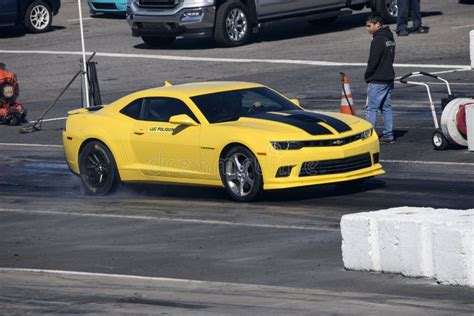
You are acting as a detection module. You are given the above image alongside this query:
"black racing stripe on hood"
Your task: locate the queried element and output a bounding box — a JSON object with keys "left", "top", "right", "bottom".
{"left": 285, "top": 110, "right": 352, "bottom": 133}
{"left": 244, "top": 112, "right": 333, "bottom": 135}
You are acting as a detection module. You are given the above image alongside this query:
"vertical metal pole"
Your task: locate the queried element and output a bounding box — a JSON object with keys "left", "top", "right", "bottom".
{"left": 466, "top": 104, "right": 474, "bottom": 152}
{"left": 470, "top": 30, "right": 474, "bottom": 70}
{"left": 78, "top": 0, "right": 90, "bottom": 108}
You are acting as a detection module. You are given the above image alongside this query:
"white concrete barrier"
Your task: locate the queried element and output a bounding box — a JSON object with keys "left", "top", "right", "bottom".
{"left": 341, "top": 207, "right": 474, "bottom": 287}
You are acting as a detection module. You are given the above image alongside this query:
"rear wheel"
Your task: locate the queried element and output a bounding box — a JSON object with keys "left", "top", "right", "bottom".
{"left": 79, "top": 141, "right": 120, "bottom": 195}
{"left": 24, "top": 1, "right": 52, "bottom": 33}
{"left": 141, "top": 36, "right": 175, "bottom": 48}
{"left": 214, "top": 0, "right": 251, "bottom": 47}
{"left": 220, "top": 146, "right": 263, "bottom": 202}
{"left": 373, "top": 0, "right": 397, "bottom": 24}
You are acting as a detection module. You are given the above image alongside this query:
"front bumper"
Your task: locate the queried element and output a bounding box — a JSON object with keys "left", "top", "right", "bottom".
{"left": 127, "top": 4, "right": 215, "bottom": 38}
{"left": 88, "top": 0, "right": 127, "bottom": 13}
{"left": 260, "top": 133, "right": 384, "bottom": 190}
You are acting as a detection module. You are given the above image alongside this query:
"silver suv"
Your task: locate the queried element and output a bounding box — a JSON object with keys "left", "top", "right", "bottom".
{"left": 127, "top": 0, "right": 397, "bottom": 47}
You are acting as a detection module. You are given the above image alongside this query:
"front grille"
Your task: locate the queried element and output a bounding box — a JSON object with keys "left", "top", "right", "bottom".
{"left": 299, "top": 133, "right": 365, "bottom": 148}
{"left": 140, "top": 22, "right": 179, "bottom": 31}
{"left": 299, "top": 153, "right": 372, "bottom": 177}
{"left": 92, "top": 2, "right": 117, "bottom": 9}
{"left": 137, "top": 0, "right": 179, "bottom": 8}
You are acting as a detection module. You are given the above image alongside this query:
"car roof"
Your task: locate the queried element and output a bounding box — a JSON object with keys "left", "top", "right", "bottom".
{"left": 145, "top": 81, "right": 264, "bottom": 98}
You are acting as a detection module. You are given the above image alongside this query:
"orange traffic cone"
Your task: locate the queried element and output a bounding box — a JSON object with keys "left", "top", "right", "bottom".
{"left": 340, "top": 73, "right": 356, "bottom": 115}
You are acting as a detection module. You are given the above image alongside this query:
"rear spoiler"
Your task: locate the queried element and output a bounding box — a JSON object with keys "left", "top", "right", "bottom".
{"left": 68, "top": 105, "right": 103, "bottom": 115}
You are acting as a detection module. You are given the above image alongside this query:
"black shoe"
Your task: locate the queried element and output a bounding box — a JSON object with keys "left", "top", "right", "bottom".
{"left": 380, "top": 137, "right": 395, "bottom": 144}
{"left": 412, "top": 26, "right": 430, "bottom": 34}
{"left": 397, "top": 30, "right": 409, "bottom": 36}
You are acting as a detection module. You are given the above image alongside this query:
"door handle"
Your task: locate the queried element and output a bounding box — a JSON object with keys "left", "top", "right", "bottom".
{"left": 133, "top": 128, "right": 145, "bottom": 135}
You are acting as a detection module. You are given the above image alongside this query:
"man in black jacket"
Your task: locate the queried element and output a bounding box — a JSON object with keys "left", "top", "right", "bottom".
{"left": 365, "top": 14, "right": 396, "bottom": 143}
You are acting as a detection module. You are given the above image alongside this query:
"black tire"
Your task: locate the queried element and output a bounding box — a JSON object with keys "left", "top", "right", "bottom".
{"left": 432, "top": 129, "right": 449, "bottom": 151}
{"left": 214, "top": 0, "right": 251, "bottom": 47}
{"left": 141, "top": 36, "right": 175, "bottom": 48}
{"left": 219, "top": 146, "right": 263, "bottom": 202}
{"left": 8, "top": 115, "right": 20, "bottom": 126}
{"left": 78, "top": 141, "right": 120, "bottom": 195}
{"left": 373, "top": 0, "right": 397, "bottom": 24}
{"left": 24, "top": 0, "right": 53, "bottom": 33}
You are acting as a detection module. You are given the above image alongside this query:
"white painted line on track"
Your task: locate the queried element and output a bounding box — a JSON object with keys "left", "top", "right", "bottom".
{"left": 0, "top": 268, "right": 306, "bottom": 291}
{"left": 68, "top": 17, "right": 93, "bottom": 22}
{"left": 0, "top": 143, "right": 63, "bottom": 148}
{"left": 395, "top": 68, "right": 473, "bottom": 82}
{"left": 0, "top": 50, "right": 470, "bottom": 70}
{"left": 452, "top": 24, "right": 474, "bottom": 30}
{"left": 0, "top": 268, "right": 207, "bottom": 284}
{"left": 396, "top": 81, "right": 474, "bottom": 86}
{"left": 0, "top": 208, "right": 338, "bottom": 232}
{"left": 381, "top": 159, "right": 474, "bottom": 167}
{"left": 428, "top": 68, "right": 473, "bottom": 76}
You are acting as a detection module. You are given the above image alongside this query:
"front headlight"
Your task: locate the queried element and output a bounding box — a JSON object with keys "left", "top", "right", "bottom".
{"left": 271, "top": 141, "right": 304, "bottom": 150}
{"left": 361, "top": 128, "right": 373, "bottom": 140}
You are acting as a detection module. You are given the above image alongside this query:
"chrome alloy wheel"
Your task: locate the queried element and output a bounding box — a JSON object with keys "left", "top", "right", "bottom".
{"left": 84, "top": 147, "right": 111, "bottom": 188}
{"left": 30, "top": 5, "right": 50, "bottom": 31}
{"left": 225, "top": 8, "right": 248, "bottom": 42}
{"left": 224, "top": 153, "right": 256, "bottom": 198}
{"left": 385, "top": 0, "right": 398, "bottom": 19}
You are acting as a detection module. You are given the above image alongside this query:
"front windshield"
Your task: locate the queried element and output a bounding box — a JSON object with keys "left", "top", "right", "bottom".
{"left": 191, "top": 87, "right": 301, "bottom": 123}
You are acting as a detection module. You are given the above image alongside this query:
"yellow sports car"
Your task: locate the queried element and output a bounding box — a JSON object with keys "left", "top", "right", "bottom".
{"left": 63, "top": 81, "right": 384, "bottom": 201}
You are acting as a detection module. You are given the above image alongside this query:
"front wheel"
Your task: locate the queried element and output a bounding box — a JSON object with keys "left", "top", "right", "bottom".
{"left": 79, "top": 141, "right": 120, "bottom": 195}
{"left": 214, "top": 0, "right": 251, "bottom": 47}
{"left": 220, "top": 146, "right": 263, "bottom": 202}
{"left": 373, "top": 0, "right": 398, "bottom": 24}
{"left": 24, "top": 1, "right": 52, "bottom": 33}
{"left": 8, "top": 115, "right": 20, "bottom": 126}
{"left": 432, "top": 129, "right": 449, "bottom": 151}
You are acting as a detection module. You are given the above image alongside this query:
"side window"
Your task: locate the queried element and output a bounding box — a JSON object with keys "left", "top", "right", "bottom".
{"left": 142, "top": 97, "right": 198, "bottom": 123}
{"left": 120, "top": 98, "right": 143, "bottom": 120}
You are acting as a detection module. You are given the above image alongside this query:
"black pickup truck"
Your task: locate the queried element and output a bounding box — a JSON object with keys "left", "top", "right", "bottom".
{"left": 0, "top": 0, "right": 61, "bottom": 33}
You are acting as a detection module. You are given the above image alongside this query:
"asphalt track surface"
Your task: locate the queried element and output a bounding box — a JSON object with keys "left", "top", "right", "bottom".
{"left": 1, "top": 0, "right": 474, "bottom": 314}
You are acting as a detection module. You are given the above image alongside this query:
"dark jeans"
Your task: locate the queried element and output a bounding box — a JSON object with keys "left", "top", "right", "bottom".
{"left": 396, "top": 0, "right": 422, "bottom": 33}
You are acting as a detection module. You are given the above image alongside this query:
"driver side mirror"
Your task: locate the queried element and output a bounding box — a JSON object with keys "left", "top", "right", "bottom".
{"left": 290, "top": 98, "right": 301, "bottom": 106}
{"left": 169, "top": 114, "right": 199, "bottom": 126}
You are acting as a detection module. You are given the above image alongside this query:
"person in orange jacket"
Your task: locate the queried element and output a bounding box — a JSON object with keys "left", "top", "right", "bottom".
{"left": 0, "top": 63, "right": 26, "bottom": 125}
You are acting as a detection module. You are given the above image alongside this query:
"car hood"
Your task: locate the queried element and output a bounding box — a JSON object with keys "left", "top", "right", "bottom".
{"left": 219, "top": 110, "right": 366, "bottom": 138}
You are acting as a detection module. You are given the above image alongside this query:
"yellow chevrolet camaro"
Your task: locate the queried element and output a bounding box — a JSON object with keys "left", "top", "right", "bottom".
{"left": 63, "top": 81, "right": 384, "bottom": 201}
